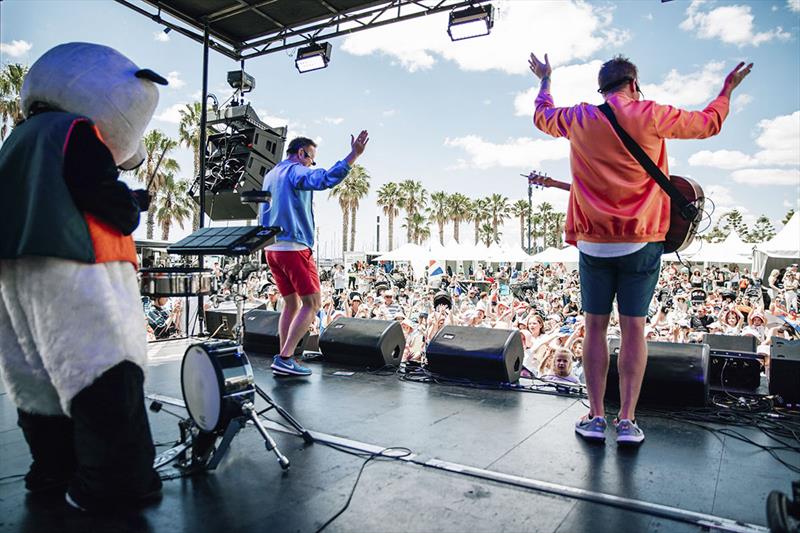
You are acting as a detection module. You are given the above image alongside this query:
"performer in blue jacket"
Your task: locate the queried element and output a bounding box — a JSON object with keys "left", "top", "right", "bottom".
{"left": 259, "top": 131, "right": 369, "bottom": 376}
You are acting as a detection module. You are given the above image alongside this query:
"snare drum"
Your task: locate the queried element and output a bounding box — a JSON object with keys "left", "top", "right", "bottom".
{"left": 181, "top": 340, "right": 255, "bottom": 433}
{"left": 139, "top": 267, "right": 213, "bottom": 297}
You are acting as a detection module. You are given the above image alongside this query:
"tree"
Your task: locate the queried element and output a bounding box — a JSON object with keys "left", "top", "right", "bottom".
{"left": 783, "top": 208, "right": 796, "bottom": 226}
{"left": 511, "top": 199, "right": 531, "bottom": 249}
{"left": 448, "top": 192, "right": 471, "bottom": 243}
{"left": 531, "top": 213, "right": 543, "bottom": 252}
{"left": 487, "top": 194, "right": 510, "bottom": 244}
{"left": 134, "top": 130, "right": 180, "bottom": 239}
{"left": 701, "top": 222, "right": 728, "bottom": 243}
{"left": 398, "top": 179, "right": 428, "bottom": 244}
{"left": 747, "top": 215, "right": 776, "bottom": 243}
{"left": 402, "top": 212, "right": 429, "bottom": 245}
{"left": 329, "top": 180, "right": 352, "bottom": 255}
{"left": 429, "top": 191, "right": 450, "bottom": 245}
{"left": 478, "top": 222, "right": 496, "bottom": 247}
{"left": 721, "top": 209, "right": 748, "bottom": 240}
{"left": 470, "top": 198, "right": 490, "bottom": 245}
{"left": 0, "top": 63, "right": 28, "bottom": 140}
{"left": 155, "top": 173, "right": 193, "bottom": 241}
{"left": 376, "top": 182, "right": 402, "bottom": 250}
{"left": 536, "top": 202, "right": 554, "bottom": 247}
{"left": 177, "top": 102, "right": 206, "bottom": 231}
{"left": 346, "top": 165, "right": 370, "bottom": 252}
{"left": 550, "top": 212, "right": 566, "bottom": 247}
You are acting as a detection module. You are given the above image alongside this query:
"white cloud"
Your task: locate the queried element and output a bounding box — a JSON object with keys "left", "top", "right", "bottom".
{"left": 255, "top": 108, "right": 290, "bottom": 128}
{"left": 733, "top": 93, "right": 753, "bottom": 114}
{"left": 0, "top": 39, "right": 32, "bottom": 57}
{"left": 668, "top": 156, "right": 678, "bottom": 169}
{"left": 154, "top": 103, "right": 186, "bottom": 124}
{"left": 788, "top": 0, "right": 800, "bottom": 12}
{"left": 165, "top": 71, "right": 185, "bottom": 89}
{"left": 644, "top": 13, "right": 654, "bottom": 21}
{"left": 680, "top": 0, "right": 791, "bottom": 47}
{"left": 154, "top": 31, "right": 170, "bottom": 43}
{"left": 483, "top": 99, "right": 492, "bottom": 105}
{"left": 730, "top": 168, "right": 800, "bottom": 186}
{"left": 444, "top": 135, "right": 569, "bottom": 169}
{"left": 689, "top": 149, "right": 758, "bottom": 169}
{"left": 704, "top": 184, "right": 737, "bottom": 208}
{"left": 341, "top": 1, "right": 628, "bottom": 75}
{"left": 514, "top": 60, "right": 602, "bottom": 116}
{"left": 641, "top": 61, "right": 725, "bottom": 108}
{"left": 754, "top": 111, "right": 800, "bottom": 166}
{"left": 324, "top": 117, "right": 344, "bottom": 125}
{"left": 382, "top": 109, "right": 397, "bottom": 117}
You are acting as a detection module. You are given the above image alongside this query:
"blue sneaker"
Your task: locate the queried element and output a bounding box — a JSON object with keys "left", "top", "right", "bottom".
{"left": 271, "top": 355, "right": 312, "bottom": 376}
{"left": 574, "top": 414, "right": 607, "bottom": 441}
{"left": 614, "top": 418, "right": 645, "bottom": 445}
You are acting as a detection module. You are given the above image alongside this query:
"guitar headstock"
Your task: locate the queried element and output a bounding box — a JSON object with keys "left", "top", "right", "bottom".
{"left": 526, "top": 171, "right": 555, "bottom": 189}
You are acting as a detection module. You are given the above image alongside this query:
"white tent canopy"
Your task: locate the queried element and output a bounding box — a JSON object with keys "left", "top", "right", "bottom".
{"left": 529, "top": 246, "right": 579, "bottom": 264}
{"left": 758, "top": 212, "right": 800, "bottom": 258}
{"left": 664, "top": 231, "right": 755, "bottom": 264}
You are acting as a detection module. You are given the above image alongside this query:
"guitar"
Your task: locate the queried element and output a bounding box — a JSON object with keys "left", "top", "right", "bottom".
{"left": 525, "top": 171, "right": 704, "bottom": 254}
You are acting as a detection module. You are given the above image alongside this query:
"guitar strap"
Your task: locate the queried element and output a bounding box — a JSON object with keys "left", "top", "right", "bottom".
{"left": 598, "top": 103, "right": 699, "bottom": 222}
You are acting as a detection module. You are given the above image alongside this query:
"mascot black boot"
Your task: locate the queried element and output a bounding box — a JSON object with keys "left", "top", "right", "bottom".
{"left": 0, "top": 42, "right": 168, "bottom": 513}
{"left": 66, "top": 361, "right": 162, "bottom": 512}
{"left": 17, "top": 410, "right": 77, "bottom": 494}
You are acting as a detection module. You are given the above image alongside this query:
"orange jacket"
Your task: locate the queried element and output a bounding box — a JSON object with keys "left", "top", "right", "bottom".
{"left": 534, "top": 91, "right": 729, "bottom": 245}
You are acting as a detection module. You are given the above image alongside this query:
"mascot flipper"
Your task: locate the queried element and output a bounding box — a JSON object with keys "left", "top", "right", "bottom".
{"left": 0, "top": 43, "right": 167, "bottom": 512}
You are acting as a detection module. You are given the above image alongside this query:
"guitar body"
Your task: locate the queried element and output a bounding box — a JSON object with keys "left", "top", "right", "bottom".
{"left": 664, "top": 175, "right": 704, "bottom": 254}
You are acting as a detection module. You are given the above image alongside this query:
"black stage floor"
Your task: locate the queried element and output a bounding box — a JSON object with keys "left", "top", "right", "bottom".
{"left": 1, "top": 338, "right": 796, "bottom": 533}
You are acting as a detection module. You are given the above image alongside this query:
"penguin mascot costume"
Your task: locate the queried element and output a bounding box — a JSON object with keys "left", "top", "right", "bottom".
{"left": 0, "top": 42, "right": 167, "bottom": 512}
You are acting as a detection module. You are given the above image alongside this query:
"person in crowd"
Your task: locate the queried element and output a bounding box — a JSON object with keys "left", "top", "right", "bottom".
{"left": 259, "top": 131, "right": 369, "bottom": 376}
{"left": 782, "top": 266, "right": 798, "bottom": 312}
{"left": 529, "top": 48, "right": 751, "bottom": 444}
{"left": 401, "top": 319, "right": 425, "bottom": 364}
{"left": 690, "top": 306, "right": 716, "bottom": 333}
{"left": 264, "top": 286, "right": 285, "bottom": 312}
{"left": 147, "top": 297, "right": 181, "bottom": 340}
{"left": 541, "top": 348, "right": 581, "bottom": 385}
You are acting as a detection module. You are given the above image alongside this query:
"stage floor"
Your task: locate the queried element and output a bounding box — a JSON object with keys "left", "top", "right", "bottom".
{"left": 1, "top": 338, "right": 796, "bottom": 532}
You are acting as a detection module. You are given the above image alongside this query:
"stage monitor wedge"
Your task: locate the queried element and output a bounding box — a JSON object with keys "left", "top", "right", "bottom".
{"left": 318, "top": 318, "right": 404, "bottom": 368}
{"left": 426, "top": 326, "right": 522, "bottom": 383}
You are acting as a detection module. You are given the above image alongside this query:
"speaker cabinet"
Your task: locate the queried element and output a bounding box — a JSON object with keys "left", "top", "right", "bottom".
{"left": 703, "top": 333, "right": 761, "bottom": 392}
{"left": 606, "top": 339, "right": 709, "bottom": 407}
{"left": 319, "top": 318, "right": 405, "bottom": 368}
{"left": 206, "top": 302, "right": 266, "bottom": 339}
{"left": 426, "top": 326, "right": 523, "bottom": 383}
{"left": 243, "top": 310, "right": 308, "bottom": 356}
{"left": 770, "top": 337, "right": 800, "bottom": 404}
{"left": 703, "top": 333, "right": 757, "bottom": 353}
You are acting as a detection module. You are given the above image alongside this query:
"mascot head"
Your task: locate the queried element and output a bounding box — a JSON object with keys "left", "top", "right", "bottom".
{"left": 21, "top": 42, "right": 167, "bottom": 170}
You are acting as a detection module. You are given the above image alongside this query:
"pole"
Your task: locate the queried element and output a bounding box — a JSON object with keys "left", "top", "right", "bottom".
{"left": 527, "top": 181, "right": 533, "bottom": 254}
{"left": 197, "top": 20, "right": 210, "bottom": 336}
{"left": 376, "top": 215, "right": 380, "bottom": 251}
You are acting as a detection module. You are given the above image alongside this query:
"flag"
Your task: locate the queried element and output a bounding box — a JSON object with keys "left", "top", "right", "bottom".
{"left": 428, "top": 260, "right": 444, "bottom": 277}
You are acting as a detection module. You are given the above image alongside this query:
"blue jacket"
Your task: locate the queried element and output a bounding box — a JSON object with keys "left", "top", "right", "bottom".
{"left": 259, "top": 159, "right": 351, "bottom": 248}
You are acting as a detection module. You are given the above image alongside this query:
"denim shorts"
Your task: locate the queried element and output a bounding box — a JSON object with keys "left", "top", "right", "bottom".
{"left": 579, "top": 242, "right": 663, "bottom": 317}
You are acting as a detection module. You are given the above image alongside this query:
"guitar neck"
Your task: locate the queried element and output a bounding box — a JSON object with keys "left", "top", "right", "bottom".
{"left": 548, "top": 179, "right": 571, "bottom": 192}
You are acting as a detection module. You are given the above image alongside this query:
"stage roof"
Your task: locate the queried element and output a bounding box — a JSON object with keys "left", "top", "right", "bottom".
{"left": 115, "top": 0, "right": 489, "bottom": 60}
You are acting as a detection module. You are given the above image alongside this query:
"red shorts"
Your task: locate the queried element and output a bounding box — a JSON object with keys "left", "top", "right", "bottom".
{"left": 266, "top": 248, "right": 320, "bottom": 297}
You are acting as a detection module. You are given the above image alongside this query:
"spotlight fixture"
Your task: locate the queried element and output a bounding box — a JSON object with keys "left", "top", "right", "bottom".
{"left": 447, "top": 4, "right": 494, "bottom": 41}
{"left": 295, "top": 42, "right": 332, "bottom": 73}
{"left": 227, "top": 69, "right": 256, "bottom": 93}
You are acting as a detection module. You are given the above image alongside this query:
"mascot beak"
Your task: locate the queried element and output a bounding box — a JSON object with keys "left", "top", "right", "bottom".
{"left": 135, "top": 69, "right": 169, "bottom": 86}
{"left": 119, "top": 142, "right": 147, "bottom": 171}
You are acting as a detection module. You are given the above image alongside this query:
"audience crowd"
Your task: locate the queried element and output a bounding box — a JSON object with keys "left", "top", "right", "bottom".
{"left": 143, "top": 258, "right": 800, "bottom": 384}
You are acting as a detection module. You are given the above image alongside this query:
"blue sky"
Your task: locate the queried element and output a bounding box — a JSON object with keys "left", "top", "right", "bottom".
{"left": 2, "top": 0, "right": 799, "bottom": 257}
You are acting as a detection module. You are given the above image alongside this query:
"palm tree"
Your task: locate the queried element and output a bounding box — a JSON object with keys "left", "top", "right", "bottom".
{"left": 177, "top": 102, "right": 205, "bottom": 230}
{"left": 0, "top": 63, "right": 28, "bottom": 140}
{"left": 329, "top": 181, "right": 351, "bottom": 255}
{"left": 155, "top": 173, "right": 193, "bottom": 241}
{"left": 536, "top": 202, "right": 554, "bottom": 248}
{"left": 478, "top": 222, "right": 495, "bottom": 247}
{"left": 376, "top": 182, "right": 402, "bottom": 250}
{"left": 448, "top": 193, "right": 471, "bottom": 243}
{"left": 429, "top": 191, "right": 450, "bottom": 245}
{"left": 402, "top": 212, "right": 430, "bottom": 245}
{"left": 550, "top": 212, "right": 566, "bottom": 247}
{"left": 470, "top": 197, "right": 490, "bottom": 245}
{"left": 398, "top": 179, "right": 428, "bottom": 244}
{"left": 487, "top": 194, "right": 511, "bottom": 244}
{"left": 531, "top": 213, "right": 543, "bottom": 252}
{"left": 135, "top": 130, "right": 180, "bottom": 239}
{"left": 346, "top": 164, "right": 370, "bottom": 252}
{"left": 510, "top": 199, "right": 530, "bottom": 249}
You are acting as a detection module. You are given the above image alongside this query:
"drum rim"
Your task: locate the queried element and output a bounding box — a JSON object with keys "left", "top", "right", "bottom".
{"left": 181, "top": 341, "right": 235, "bottom": 433}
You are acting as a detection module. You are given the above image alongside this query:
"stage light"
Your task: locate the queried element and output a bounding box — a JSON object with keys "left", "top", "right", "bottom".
{"left": 295, "top": 42, "right": 332, "bottom": 73}
{"left": 447, "top": 4, "right": 494, "bottom": 41}
{"left": 227, "top": 70, "right": 256, "bottom": 93}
